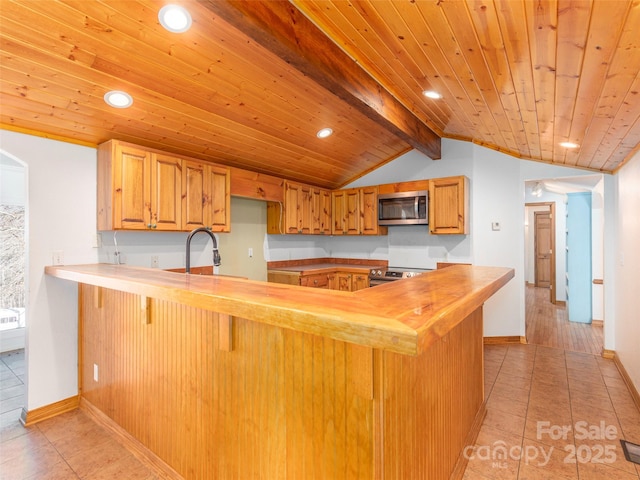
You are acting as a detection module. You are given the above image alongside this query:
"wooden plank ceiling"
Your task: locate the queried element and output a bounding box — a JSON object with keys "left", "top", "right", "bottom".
{"left": 1, "top": 1, "right": 639, "bottom": 190}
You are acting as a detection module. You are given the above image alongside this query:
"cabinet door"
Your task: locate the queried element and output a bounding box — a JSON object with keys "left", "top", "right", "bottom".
{"left": 319, "top": 189, "right": 332, "bottom": 234}
{"left": 113, "top": 143, "right": 151, "bottom": 230}
{"left": 332, "top": 190, "right": 347, "bottom": 235}
{"left": 284, "top": 181, "right": 302, "bottom": 233}
{"left": 150, "top": 153, "right": 182, "bottom": 230}
{"left": 311, "top": 188, "right": 331, "bottom": 235}
{"left": 299, "top": 184, "right": 313, "bottom": 234}
{"left": 344, "top": 188, "right": 361, "bottom": 235}
{"left": 352, "top": 274, "right": 369, "bottom": 291}
{"left": 429, "top": 176, "right": 469, "bottom": 235}
{"left": 182, "top": 160, "right": 207, "bottom": 230}
{"left": 360, "top": 186, "right": 380, "bottom": 235}
{"left": 336, "top": 272, "right": 352, "bottom": 291}
{"left": 206, "top": 165, "right": 231, "bottom": 232}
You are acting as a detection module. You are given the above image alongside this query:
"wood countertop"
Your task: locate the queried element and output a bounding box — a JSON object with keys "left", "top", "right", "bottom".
{"left": 45, "top": 263, "right": 513, "bottom": 356}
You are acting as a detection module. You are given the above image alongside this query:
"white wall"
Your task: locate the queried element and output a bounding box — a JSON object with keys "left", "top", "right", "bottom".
{"left": 615, "top": 150, "right": 640, "bottom": 392}
{"left": 1, "top": 130, "right": 99, "bottom": 410}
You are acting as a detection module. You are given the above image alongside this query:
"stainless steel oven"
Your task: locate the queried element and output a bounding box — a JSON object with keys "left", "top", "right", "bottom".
{"left": 368, "top": 267, "right": 433, "bottom": 287}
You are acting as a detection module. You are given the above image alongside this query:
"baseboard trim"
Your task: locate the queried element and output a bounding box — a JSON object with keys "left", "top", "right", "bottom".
{"left": 80, "top": 398, "right": 182, "bottom": 480}
{"left": 592, "top": 320, "right": 604, "bottom": 327}
{"left": 450, "top": 401, "right": 487, "bottom": 480}
{"left": 555, "top": 300, "right": 566, "bottom": 307}
{"left": 612, "top": 355, "right": 640, "bottom": 414}
{"left": 483, "top": 336, "right": 527, "bottom": 345}
{"left": 602, "top": 349, "right": 615, "bottom": 359}
{"left": 20, "top": 395, "right": 80, "bottom": 427}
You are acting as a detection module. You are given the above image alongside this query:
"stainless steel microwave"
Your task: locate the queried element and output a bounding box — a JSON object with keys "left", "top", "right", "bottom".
{"left": 378, "top": 190, "right": 428, "bottom": 225}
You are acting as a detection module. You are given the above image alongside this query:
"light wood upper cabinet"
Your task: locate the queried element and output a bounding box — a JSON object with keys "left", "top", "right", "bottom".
{"left": 311, "top": 188, "right": 332, "bottom": 235}
{"left": 360, "top": 186, "right": 386, "bottom": 235}
{"left": 332, "top": 188, "right": 360, "bottom": 235}
{"left": 182, "top": 160, "right": 231, "bottom": 232}
{"left": 98, "top": 141, "right": 151, "bottom": 230}
{"left": 332, "top": 187, "right": 386, "bottom": 236}
{"left": 98, "top": 140, "right": 182, "bottom": 230}
{"left": 98, "top": 140, "right": 229, "bottom": 232}
{"left": 267, "top": 181, "right": 331, "bottom": 234}
{"left": 207, "top": 165, "right": 231, "bottom": 232}
{"left": 151, "top": 153, "right": 182, "bottom": 231}
{"left": 428, "top": 175, "right": 469, "bottom": 235}
{"left": 344, "top": 188, "right": 362, "bottom": 235}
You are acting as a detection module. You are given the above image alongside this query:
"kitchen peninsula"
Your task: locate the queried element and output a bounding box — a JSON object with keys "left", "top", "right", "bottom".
{"left": 45, "top": 263, "right": 513, "bottom": 480}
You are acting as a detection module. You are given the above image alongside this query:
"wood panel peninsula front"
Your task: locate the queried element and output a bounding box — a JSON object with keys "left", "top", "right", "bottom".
{"left": 45, "top": 263, "right": 514, "bottom": 480}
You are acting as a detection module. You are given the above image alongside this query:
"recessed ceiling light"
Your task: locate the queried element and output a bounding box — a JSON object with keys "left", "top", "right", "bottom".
{"left": 316, "top": 128, "right": 333, "bottom": 139}
{"left": 422, "top": 90, "right": 442, "bottom": 99}
{"left": 104, "top": 90, "right": 133, "bottom": 108}
{"left": 158, "top": 4, "right": 192, "bottom": 33}
{"left": 560, "top": 141, "right": 579, "bottom": 149}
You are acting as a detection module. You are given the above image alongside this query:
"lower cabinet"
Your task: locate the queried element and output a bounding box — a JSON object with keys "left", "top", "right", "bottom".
{"left": 269, "top": 269, "right": 370, "bottom": 291}
{"left": 300, "top": 273, "right": 329, "bottom": 289}
{"left": 352, "top": 273, "right": 369, "bottom": 291}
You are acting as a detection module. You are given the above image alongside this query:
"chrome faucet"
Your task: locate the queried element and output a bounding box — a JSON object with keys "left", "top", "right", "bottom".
{"left": 185, "top": 227, "right": 221, "bottom": 274}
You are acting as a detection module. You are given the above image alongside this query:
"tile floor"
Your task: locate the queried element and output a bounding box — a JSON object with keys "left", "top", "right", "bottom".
{"left": 464, "top": 344, "right": 640, "bottom": 480}
{"left": 2, "top": 344, "right": 639, "bottom": 479}
{"left": 0, "top": 350, "right": 159, "bottom": 480}
{"left": 0, "top": 349, "right": 25, "bottom": 429}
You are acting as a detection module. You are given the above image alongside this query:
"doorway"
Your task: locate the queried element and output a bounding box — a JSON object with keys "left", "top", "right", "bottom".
{"left": 0, "top": 151, "right": 27, "bottom": 426}
{"left": 525, "top": 202, "right": 556, "bottom": 304}
{"left": 0, "top": 153, "right": 26, "bottom": 353}
{"left": 524, "top": 176, "right": 604, "bottom": 354}
{"left": 534, "top": 211, "right": 551, "bottom": 288}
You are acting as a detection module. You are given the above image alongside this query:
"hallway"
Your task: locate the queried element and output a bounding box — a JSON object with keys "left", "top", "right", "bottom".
{"left": 525, "top": 285, "right": 604, "bottom": 355}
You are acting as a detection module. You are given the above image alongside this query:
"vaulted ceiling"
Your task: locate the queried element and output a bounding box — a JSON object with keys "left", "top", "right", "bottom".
{"left": 1, "top": 1, "right": 639, "bottom": 189}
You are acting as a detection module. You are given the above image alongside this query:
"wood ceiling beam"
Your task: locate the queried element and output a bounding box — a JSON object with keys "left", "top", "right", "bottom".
{"left": 202, "top": 0, "right": 441, "bottom": 160}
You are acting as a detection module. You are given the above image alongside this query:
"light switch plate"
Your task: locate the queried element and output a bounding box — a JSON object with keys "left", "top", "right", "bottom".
{"left": 491, "top": 222, "right": 501, "bottom": 231}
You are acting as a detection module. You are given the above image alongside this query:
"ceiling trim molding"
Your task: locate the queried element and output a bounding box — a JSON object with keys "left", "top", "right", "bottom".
{"left": 202, "top": 0, "right": 441, "bottom": 160}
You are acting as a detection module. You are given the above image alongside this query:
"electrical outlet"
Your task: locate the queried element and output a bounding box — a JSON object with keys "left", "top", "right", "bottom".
{"left": 93, "top": 233, "right": 102, "bottom": 248}
{"left": 151, "top": 255, "right": 159, "bottom": 268}
{"left": 93, "top": 364, "right": 99, "bottom": 382}
{"left": 52, "top": 250, "right": 64, "bottom": 265}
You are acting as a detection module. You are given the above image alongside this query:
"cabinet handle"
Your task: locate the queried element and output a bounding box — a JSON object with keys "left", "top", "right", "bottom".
{"left": 314, "top": 279, "right": 318, "bottom": 285}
